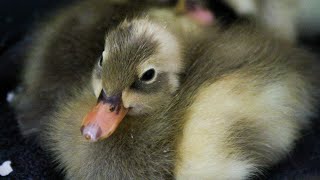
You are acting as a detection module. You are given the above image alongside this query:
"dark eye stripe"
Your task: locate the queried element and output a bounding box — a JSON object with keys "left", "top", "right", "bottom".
{"left": 131, "top": 73, "right": 167, "bottom": 94}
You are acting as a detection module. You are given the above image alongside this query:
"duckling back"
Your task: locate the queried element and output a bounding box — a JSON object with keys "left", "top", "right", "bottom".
{"left": 174, "top": 24, "right": 320, "bottom": 179}
{"left": 44, "top": 23, "right": 320, "bottom": 179}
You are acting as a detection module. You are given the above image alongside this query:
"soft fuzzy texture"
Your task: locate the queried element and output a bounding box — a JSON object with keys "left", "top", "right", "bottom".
{"left": 1, "top": 0, "right": 320, "bottom": 179}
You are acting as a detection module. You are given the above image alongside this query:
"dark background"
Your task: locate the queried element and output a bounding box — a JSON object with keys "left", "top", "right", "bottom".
{"left": 0, "top": 0, "right": 319, "bottom": 179}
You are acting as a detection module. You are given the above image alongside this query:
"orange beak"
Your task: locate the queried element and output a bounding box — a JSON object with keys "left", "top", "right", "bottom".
{"left": 81, "top": 91, "right": 128, "bottom": 142}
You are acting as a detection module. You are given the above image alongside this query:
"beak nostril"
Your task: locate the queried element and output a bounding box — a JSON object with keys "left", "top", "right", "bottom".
{"left": 84, "top": 134, "right": 91, "bottom": 141}
{"left": 109, "top": 105, "right": 116, "bottom": 112}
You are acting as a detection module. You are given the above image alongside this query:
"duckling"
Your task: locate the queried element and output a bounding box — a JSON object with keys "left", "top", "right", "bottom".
{"left": 174, "top": 26, "right": 320, "bottom": 179}
{"left": 44, "top": 17, "right": 319, "bottom": 180}
{"left": 222, "top": 0, "right": 320, "bottom": 42}
{"left": 13, "top": 1, "right": 214, "bottom": 178}
{"left": 12, "top": 0, "right": 206, "bottom": 137}
{"left": 175, "top": 0, "right": 320, "bottom": 42}
{"left": 13, "top": 0, "right": 320, "bottom": 179}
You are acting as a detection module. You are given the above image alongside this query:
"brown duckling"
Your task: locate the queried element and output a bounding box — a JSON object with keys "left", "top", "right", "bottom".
{"left": 46, "top": 17, "right": 319, "bottom": 180}
{"left": 13, "top": 1, "right": 214, "bottom": 178}
{"left": 13, "top": 0, "right": 206, "bottom": 137}
{"left": 80, "top": 0, "right": 216, "bottom": 141}
{"left": 13, "top": 0, "right": 320, "bottom": 179}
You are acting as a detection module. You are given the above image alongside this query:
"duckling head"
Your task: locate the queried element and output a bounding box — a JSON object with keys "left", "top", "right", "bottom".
{"left": 81, "top": 19, "right": 183, "bottom": 142}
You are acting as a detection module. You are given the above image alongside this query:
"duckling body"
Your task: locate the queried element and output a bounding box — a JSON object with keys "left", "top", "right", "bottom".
{"left": 13, "top": 0, "right": 320, "bottom": 179}
{"left": 13, "top": 0, "right": 203, "bottom": 136}
{"left": 46, "top": 23, "right": 319, "bottom": 179}
{"left": 174, "top": 25, "right": 320, "bottom": 178}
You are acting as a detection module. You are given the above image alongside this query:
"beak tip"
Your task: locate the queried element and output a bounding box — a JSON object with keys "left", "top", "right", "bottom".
{"left": 83, "top": 132, "right": 99, "bottom": 142}
{"left": 84, "top": 134, "right": 92, "bottom": 141}
{"left": 81, "top": 124, "right": 101, "bottom": 142}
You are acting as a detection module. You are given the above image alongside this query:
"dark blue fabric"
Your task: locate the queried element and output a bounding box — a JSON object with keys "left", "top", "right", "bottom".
{"left": 0, "top": 39, "right": 63, "bottom": 179}
{"left": 0, "top": 104, "right": 62, "bottom": 179}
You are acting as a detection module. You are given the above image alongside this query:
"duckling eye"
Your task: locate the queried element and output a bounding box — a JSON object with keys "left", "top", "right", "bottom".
{"left": 140, "top": 68, "right": 156, "bottom": 82}
{"left": 98, "top": 55, "right": 103, "bottom": 67}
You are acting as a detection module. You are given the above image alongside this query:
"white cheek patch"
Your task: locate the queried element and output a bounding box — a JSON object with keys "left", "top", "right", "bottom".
{"left": 91, "top": 73, "right": 102, "bottom": 98}
{"left": 102, "top": 50, "right": 108, "bottom": 60}
{"left": 168, "top": 73, "right": 180, "bottom": 93}
{"left": 153, "top": 29, "right": 182, "bottom": 74}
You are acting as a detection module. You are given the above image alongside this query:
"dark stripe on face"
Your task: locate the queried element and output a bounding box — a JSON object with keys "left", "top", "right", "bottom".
{"left": 130, "top": 73, "right": 168, "bottom": 94}
{"left": 102, "top": 23, "right": 159, "bottom": 95}
{"left": 106, "top": 29, "right": 158, "bottom": 66}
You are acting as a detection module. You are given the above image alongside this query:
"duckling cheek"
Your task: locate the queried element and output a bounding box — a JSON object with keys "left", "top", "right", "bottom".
{"left": 91, "top": 75, "right": 102, "bottom": 98}
{"left": 122, "top": 89, "right": 139, "bottom": 108}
